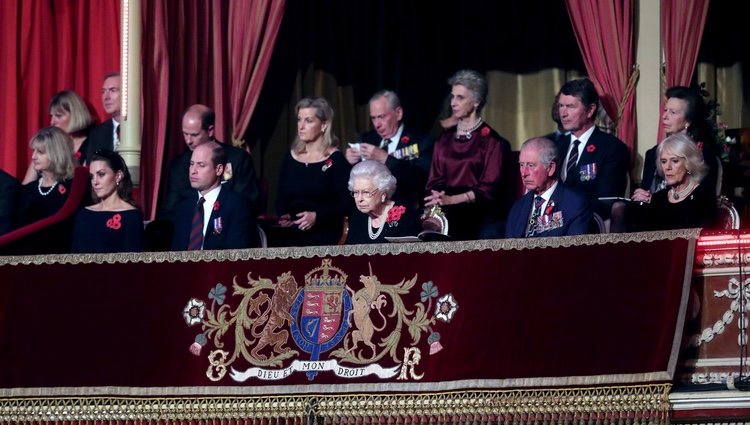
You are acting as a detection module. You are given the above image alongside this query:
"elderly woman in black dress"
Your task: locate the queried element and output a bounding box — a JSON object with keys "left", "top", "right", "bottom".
{"left": 71, "top": 149, "right": 143, "bottom": 253}
{"left": 346, "top": 160, "right": 420, "bottom": 244}
{"left": 631, "top": 133, "right": 716, "bottom": 230}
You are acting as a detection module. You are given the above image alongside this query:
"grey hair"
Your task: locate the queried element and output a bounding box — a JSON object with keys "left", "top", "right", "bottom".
{"left": 370, "top": 90, "right": 401, "bottom": 111}
{"left": 447, "top": 69, "right": 488, "bottom": 114}
{"left": 655, "top": 132, "right": 708, "bottom": 184}
{"left": 521, "top": 137, "right": 559, "bottom": 176}
{"left": 348, "top": 160, "right": 397, "bottom": 199}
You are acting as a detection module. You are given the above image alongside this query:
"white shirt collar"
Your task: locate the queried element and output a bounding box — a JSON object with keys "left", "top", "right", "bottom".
{"left": 385, "top": 124, "right": 405, "bottom": 154}
{"left": 198, "top": 185, "right": 222, "bottom": 237}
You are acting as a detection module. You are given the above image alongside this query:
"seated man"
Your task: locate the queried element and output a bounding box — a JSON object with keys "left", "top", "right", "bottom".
{"left": 160, "top": 104, "right": 259, "bottom": 220}
{"left": 506, "top": 137, "right": 591, "bottom": 238}
{"left": 345, "top": 90, "right": 434, "bottom": 209}
{"left": 171, "top": 142, "right": 258, "bottom": 250}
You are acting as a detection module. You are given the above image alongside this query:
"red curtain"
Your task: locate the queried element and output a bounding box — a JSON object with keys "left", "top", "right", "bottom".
{"left": 0, "top": 0, "right": 120, "bottom": 177}
{"left": 657, "top": 0, "right": 710, "bottom": 141}
{"left": 140, "top": 0, "right": 284, "bottom": 219}
{"left": 565, "top": 0, "right": 638, "bottom": 151}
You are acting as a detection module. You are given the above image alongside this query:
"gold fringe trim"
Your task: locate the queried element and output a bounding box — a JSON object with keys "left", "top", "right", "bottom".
{"left": 0, "top": 384, "right": 671, "bottom": 423}
{"left": 0, "top": 229, "right": 701, "bottom": 266}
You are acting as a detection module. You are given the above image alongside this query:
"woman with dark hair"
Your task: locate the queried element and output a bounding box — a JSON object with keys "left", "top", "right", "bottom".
{"left": 275, "top": 97, "right": 352, "bottom": 246}
{"left": 632, "top": 133, "right": 716, "bottom": 230}
{"left": 424, "top": 69, "right": 512, "bottom": 240}
{"left": 22, "top": 90, "right": 95, "bottom": 184}
{"left": 633, "top": 86, "right": 719, "bottom": 202}
{"left": 71, "top": 149, "right": 143, "bottom": 253}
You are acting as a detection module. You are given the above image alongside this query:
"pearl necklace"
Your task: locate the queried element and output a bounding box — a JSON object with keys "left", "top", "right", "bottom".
{"left": 457, "top": 118, "right": 483, "bottom": 138}
{"left": 37, "top": 178, "right": 58, "bottom": 196}
{"left": 670, "top": 181, "right": 695, "bottom": 200}
{"left": 367, "top": 216, "right": 385, "bottom": 240}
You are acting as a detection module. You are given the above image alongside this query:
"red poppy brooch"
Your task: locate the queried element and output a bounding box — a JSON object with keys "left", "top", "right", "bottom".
{"left": 213, "top": 201, "right": 220, "bottom": 212}
{"left": 322, "top": 158, "right": 333, "bottom": 172}
{"left": 58, "top": 185, "right": 67, "bottom": 195}
{"left": 106, "top": 213, "right": 122, "bottom": 230}
{"left": 586, "top": 144, "right": 596, "bottom": 153}
{"left": 400, "top": 136, "right": 410, "bottom": 144}
{"left": 387, "top": 205, "right": 406, "bottom": 227}
{"left": 480, "top": 127, "right": 490, "bottom": 137}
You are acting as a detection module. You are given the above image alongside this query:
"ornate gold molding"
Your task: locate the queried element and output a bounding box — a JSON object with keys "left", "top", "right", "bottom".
{"left": 0, "top": 230, "right": 700, "bottom": 267}
{"left": 0, "top": 384, "right": 671, "bottom": 423}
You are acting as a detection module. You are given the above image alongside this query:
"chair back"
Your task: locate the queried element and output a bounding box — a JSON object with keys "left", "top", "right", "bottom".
{"left": 716, "top": 196, "right": 740, "bottom": 230}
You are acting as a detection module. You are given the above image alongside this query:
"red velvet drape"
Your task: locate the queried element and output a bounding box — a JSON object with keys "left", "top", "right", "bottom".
{"left": 140, "top": 0, "right": 284, "bottom": 219}
{"left": 0, "top": 0, "right": 120, "bottom": 177}
{"left": 657, "top": 0, "right": 710, "bottom": 141}
{"left": 565, "top": 0, "right": 638, "bottom": 151}
{"left": 225, "top": 1, "right": 285, "bottom": 145}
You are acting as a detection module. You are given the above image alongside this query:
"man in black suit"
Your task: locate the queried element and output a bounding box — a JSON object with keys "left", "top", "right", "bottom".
{"left": 159, "top": 104, "right": 259, "bottom": 220}
{"left": 86, "top": 72, "right": 122, "bottom": 157}
{"left": 0, "top": 169, "right": 19, "bottom": 236}
{"left": 345, "top": 90, "right": 434, "bottom": 208}
{"left": 171, "top": 142, "right": 257, "bottom": 250}
{"left": 506, "top": 137, "right": 591, "bottom": 238}
{"left": 556, "top": 78, "right": 630, "bottom": 227}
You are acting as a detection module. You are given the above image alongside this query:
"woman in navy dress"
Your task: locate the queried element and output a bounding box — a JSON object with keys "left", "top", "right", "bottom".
{"left": 275, "top": 97, "right": 352, "bottom": 246}
{"left": 16, "top": 127, "right": 79, "bottom": 253}
{"left": 71, "top": 149, "right": 143, "bottom": 253}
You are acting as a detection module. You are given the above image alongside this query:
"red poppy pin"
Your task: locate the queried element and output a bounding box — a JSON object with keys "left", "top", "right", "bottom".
{"left": 544, "top": 201, "right": 555, "bottom": 216}
{"left": 480, "top": 127, "right": 490, "bottom": 137}
{"left": 697, "top": 142, "right": 704, "bottom": 152}
{"left": 106, "top": 213, "right": 122, "bottom": 230}
{"left": 400, "top": 136, "right": 410, "bottom": 144}
{"left": 58, "top": 185, "right": 66, "bottom": 195}
{"left": 586, "top": 144, "right": 596, "bottom": 153}
{"left": 321, "top": 158, "right": 333, "bottom": 172}
{"left": 387, "top": 205, "right": 406, "bottom": 226}
{"left": 74, "top": 151, "right": 81, "bottom": 160}
{"left": 213, "top": 201, "right": 220, "bottom": 212}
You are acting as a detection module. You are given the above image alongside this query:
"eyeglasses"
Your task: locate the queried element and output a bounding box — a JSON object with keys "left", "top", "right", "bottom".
{"left": 351, "top": 188, "right": 379, "bottom": 198}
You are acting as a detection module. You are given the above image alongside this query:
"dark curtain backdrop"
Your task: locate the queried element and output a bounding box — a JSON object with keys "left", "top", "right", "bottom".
{"left": 246, "top": 0, "right": 586, "bottom": 214}
{"left": 0, "top": 0, "right": 121, "bottom": 177}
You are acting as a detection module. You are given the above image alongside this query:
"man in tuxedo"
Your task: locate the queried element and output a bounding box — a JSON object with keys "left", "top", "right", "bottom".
{"left": 556, "top": 78, "right": 630, "bottom": 226}
{"left": 0, "top": 169, "right": 19, "bottom": 236}
{"left": 345, "top": 90, "right": 434, "bottom": 208}
{"left": 171, "top": 142, "right": 257, "bottom": 250}
{"left": 159, "top": 104, "right": 259, "bottom": 220}
{"left": 87, "top": 72, "right": 122, "bottom": 157}
{"left": 506, "top": 137, "right": 591, "bottom": 238}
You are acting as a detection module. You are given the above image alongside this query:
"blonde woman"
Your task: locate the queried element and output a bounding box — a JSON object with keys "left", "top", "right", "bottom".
{"left": 17, "top": 127, "right": 80, "bottom": 253}
{"left": 275, "top": 97, "right": 352, "bottom": 246}
{"left": 22, "top": 90, "right": 94, "bottom": 184}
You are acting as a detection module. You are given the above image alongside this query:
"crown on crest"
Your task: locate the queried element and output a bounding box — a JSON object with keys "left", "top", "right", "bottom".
{"left": 305, "top": 258, "right": 347, "bottom": 287}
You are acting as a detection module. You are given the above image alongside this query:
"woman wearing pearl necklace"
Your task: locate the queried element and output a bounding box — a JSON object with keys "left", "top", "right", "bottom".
{"left": 345, "top": 160, "right": 420, "bottom": 244}
{"left": 424, "top": 69, "right": 512, "bottom": 240}
{"left": 16, "top": 127, "right": 81, "bottom": 253}
{"left": 631, "top": 133, "right": 716, "bottom": 231}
